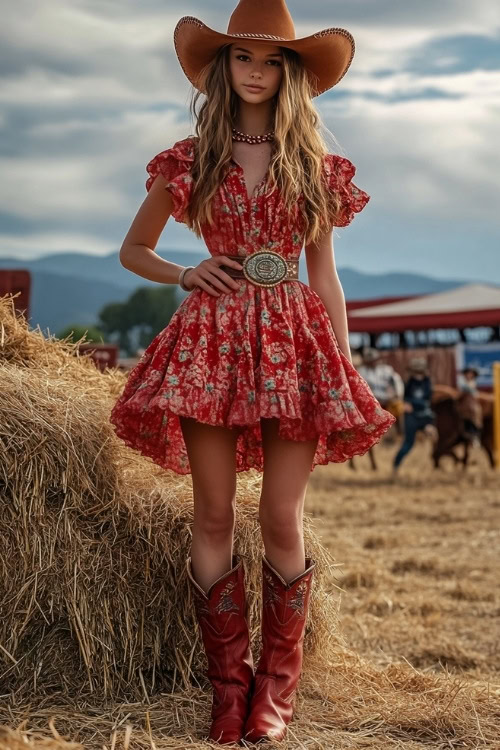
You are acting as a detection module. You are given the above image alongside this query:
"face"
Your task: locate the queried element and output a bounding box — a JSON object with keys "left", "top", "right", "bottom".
{"left": 228, "top": 42, "right": 283, "bottom": 102}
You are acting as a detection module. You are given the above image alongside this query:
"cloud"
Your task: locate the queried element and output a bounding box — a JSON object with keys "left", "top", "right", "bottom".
{"left": 285, "top": 0, "right": 500, "bottom": 28}
{"left": 403, "top": 34, "right": 500, "bottom": 75}
{"left": 322, "top": 74, "right": 500, "bottom": 224}
{"left": 0, "top": 1, "right": 187, "bottom": 100}
{"left": 0, "top": 0, "right": 498, "bottom": 283}
{"left": 0, "top": 230, "right": 114, "bottom": 258}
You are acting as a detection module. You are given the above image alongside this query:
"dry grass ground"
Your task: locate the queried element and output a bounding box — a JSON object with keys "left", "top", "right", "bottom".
{"left": 307, "top": 434, "right": 500, "bottom": 689}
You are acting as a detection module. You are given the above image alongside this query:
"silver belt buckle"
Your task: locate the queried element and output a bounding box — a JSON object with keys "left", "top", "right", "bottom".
{"left": 242, "top": 250, "right": 288, "bottom": 288}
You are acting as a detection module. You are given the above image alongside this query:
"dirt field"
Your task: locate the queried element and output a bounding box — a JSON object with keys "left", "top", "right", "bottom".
{"left": 307, "top": 432, "right": 500, "bottom": 689}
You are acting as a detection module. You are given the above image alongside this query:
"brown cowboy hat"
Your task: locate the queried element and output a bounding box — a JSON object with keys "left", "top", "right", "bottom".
{"left": 174, "top": 0, "right": 355, "bottom": 98}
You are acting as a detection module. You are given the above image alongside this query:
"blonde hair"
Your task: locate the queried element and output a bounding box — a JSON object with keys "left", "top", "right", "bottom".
{"left": 183, "top": 43, "right": 342, "bottom": 246}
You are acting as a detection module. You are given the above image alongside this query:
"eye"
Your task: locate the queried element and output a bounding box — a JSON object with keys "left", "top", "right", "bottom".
{"left": 235, "top": 54, "right": 281, "bottom": 66}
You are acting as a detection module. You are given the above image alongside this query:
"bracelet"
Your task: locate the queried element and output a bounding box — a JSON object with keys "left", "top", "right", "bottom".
{"left": 178, "top": 266, "right": 195, "bottom": 291}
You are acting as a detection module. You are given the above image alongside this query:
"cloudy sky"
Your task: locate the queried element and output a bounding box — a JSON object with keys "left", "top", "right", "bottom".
{"left": 1, "top": 1, "right": 499, "bottom": 282}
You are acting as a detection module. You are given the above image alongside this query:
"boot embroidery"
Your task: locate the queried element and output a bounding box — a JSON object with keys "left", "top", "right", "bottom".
{"left": 288, "top": 579, "right": 308, "bottom": 615}
{"left": 215, "top": 580, "right": 240, "bottom": 614}
{"left": 264, "top": 571, "right": 281, "bottom": 606}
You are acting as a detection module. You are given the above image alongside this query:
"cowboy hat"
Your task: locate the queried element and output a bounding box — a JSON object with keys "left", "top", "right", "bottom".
{"left": 173, "top": 0, "right": 355, "bottom": 98}
{"left": 407, "top": 356, "right": 429, "bottom": 374}
{"left": 362, "top": 347, "right": 380, "bottom": 363}
{"left": 461, "top": 365, "right": 480, "bottom": 377}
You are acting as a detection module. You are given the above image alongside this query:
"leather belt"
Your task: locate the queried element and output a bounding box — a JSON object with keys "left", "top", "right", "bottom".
{"left": 219, "top": 250, "right": 299, "bottom": 288}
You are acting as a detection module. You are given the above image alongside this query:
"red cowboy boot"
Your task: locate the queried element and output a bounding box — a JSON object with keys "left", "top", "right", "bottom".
{"left": 186, "top": 555, "right": 255, "bottom": 745}
{"left": 243, "top": 555, "right": 315, "bottom": 743}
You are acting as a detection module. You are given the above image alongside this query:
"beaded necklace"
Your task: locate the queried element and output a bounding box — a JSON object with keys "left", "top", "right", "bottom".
{"left": 231, "top": 127, "right": 275, "bottom": 144}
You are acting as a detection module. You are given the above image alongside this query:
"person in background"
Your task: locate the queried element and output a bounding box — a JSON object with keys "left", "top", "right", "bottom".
{"left": 357, "top": 348, "right": 405, "bottom": 437}
{"left": 456, "top": 366, "right": 482, "bottom": 448}
{"left": 392, "top": 356, "right": 438, "bottom": 476}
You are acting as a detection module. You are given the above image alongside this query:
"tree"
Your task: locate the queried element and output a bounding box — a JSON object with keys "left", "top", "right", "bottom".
{"left": 98, "top": 285, "right": 180, "bottom": 356}
{"left": 56, "top": 324, "right": 107, "bottom": 343}
{"left": 98, "top": 301, "right": 133, "bottom": 353}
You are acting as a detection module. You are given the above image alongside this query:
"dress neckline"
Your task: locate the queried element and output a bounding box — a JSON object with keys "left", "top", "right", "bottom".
{"left": 230, "top": 157, "right": 271, "bottom": 202}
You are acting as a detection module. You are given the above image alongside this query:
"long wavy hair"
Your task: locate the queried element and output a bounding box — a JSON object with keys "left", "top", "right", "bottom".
{"left": 183, "top": 43, "right": 342, "bottom": 246}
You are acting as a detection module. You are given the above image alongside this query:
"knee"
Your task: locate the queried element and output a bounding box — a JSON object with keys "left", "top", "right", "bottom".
{"left": 259, "top": 501, "right": 302, "bottom": 550}
{"left": 195, "top": 496, "right": 236, "bottom": 540}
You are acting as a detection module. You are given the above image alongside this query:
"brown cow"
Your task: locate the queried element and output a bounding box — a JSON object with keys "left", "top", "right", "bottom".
{"left": 431, "top": 385, "right": 495, "bottom": 469}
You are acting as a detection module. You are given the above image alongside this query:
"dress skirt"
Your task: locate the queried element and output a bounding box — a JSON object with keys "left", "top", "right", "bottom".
{"left": 109, "top": 279, "right": 396, "bottom": 474}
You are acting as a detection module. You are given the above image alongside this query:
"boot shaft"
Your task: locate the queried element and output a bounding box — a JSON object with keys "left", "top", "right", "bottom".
{"left": 257, "top": 556, "right": 315, "bottom": 676}
{"left": 187, "top": 555, "right": 254, "bottom": 688}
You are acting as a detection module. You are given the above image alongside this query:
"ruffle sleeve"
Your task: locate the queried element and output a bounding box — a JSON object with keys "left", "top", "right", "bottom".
{"left": 323, "top": 153, "right": 370, "bottom": 228}
{"left": 145, "top": 136, "right": 196, "bottom": 223}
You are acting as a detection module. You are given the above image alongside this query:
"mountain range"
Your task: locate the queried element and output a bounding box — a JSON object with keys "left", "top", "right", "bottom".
{"left": 0, "top": 249, "right": 484, "bottom": 336}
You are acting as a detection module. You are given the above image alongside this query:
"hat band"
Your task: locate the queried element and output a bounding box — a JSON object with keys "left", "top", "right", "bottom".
{"left": 229, "top": 32, "right": 288, "bottom": 41}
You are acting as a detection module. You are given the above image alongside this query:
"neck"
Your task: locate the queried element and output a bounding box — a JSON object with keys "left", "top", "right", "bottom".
{"left": 234, "top": 100, "right": 274, "bottom": 134}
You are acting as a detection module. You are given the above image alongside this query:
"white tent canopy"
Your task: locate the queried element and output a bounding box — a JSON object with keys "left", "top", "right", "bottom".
{"left": 348, "top": 284, "right": 500, "bottom": 333}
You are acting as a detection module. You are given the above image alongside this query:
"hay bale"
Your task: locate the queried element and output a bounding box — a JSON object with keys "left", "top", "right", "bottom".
{"left": 0, "top": 295, "right": 125, "bottom": 395}
{"left": 0, "top": 294, "right": 342, "bottom": 701}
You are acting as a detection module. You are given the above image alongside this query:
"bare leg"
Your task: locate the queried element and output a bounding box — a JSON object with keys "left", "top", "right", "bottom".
{"left": 258, "top": 417, "right": 319, "bottom": 582}
{"left": 179, "top": 416, "right": 239, "bottom": 593}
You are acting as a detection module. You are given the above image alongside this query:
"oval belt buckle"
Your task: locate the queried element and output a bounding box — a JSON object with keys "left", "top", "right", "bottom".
{"left": 242, "top": 250, "right": 288, "bottom": 288}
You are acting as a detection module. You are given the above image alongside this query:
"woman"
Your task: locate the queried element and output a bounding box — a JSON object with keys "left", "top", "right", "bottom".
{"left": 110, "top": 0, "right": 396, "bottom": 743}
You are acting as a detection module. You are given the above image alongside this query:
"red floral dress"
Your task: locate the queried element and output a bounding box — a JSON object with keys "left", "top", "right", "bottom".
{"left": 109, "top": 136, "right": 396, "bottom": 474}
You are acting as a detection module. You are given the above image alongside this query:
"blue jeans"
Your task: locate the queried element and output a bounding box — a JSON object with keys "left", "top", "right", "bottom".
{"left": 393, "top": 412, "right": 434, "bottom": 468}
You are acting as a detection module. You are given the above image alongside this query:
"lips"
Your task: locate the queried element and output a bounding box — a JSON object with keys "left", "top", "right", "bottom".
{"left": 245, "top": 84, "right": 264, "bottom": 91}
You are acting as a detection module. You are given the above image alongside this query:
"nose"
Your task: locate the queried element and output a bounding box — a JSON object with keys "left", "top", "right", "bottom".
{"left": 250, "top": 63, "right": 264, "bottom": 78}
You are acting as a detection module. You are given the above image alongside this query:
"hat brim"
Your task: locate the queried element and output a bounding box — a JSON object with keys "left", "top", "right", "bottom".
{"left": 173, "top": 16, "right": 355, "bottom": 97}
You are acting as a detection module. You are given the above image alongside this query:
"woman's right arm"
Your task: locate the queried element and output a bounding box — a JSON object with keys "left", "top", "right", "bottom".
{"left": 119, "top": 174, "right": 186, "bottom": 285}
{"left": 119, "top": 175, "right": 243, "bottom": 295}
